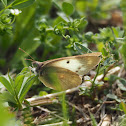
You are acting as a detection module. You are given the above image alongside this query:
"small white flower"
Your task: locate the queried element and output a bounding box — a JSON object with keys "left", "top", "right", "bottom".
{"left": 10, "top": 9, "right": 22, "bottom": 15}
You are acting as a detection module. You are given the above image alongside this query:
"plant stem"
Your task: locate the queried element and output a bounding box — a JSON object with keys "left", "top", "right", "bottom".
{"left": 91, "top": 62, "right": 101, "bottom": 91}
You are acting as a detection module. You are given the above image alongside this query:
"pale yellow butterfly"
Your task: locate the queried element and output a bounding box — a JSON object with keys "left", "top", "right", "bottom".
{"left": 32, "top": 52, "right": 101, "bottom": 91}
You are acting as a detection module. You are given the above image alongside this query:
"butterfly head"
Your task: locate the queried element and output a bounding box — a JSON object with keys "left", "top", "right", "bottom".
{"left": 32, "top": 61, "right": 44, "bottom": 75}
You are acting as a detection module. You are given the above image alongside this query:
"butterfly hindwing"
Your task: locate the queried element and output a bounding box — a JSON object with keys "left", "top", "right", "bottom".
{"left": 38, "top": 66, "right": 82, "bottom": 90}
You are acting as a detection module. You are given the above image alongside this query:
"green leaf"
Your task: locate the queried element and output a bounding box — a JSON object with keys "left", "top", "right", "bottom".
{"left": 3, "top": 9, "right": 11, "bottom": 15}
{"left": 57, "top": 12, "right": 73, "bottom": 22}
{"left": 62, "top": 2, "right": 74, "bottom": 16}
{"left": 10, "top": 31, "right": 40, "bottom": 65}
{"left": 20, "top": 67, "right": 29, "bottom": 74}
{"left": 8, "top": 73, "right": 14, "bottom": 87}
{"left": 108, "top": 75, "right": 118, "bottom": 84}
{"left": 119, "top": 101, "right": 126, "bottom": 114}
{"left": 103, "top": 57, "right": 115, "bottom": 67}
{"left": 70, "top": 18, "right": 87, "bottom": 31}
{"left": 90, "top": 112, "right": 97, "bottom": 126}
{"left": 120, "top": 0, "right": 126, "bottom": 35}
{"left": 0, "top": 100, "right": 15, "bottom": 126}
{"left": 1, "top": 91, "right": 17, "bottom": 104}
{"left": 107, "top": 94, "right": 117, "bottom": 99}
{"left": 120, "top": 78, "right": 126, "bottom": 86}
{"left": 118, "top": 78, "right": 126, "bottom": 91}
{"left": 39, "top": 91, "right": 48, "bottom": 96}
{"left": 120, "top": 43, "right": 126, "bottom": 69}
{"left": 0, "top": 76, "right": 14, "bottom": 95}
{"left": 14, "top": 74, "right": 25, "bottom": 96}
{"left": 19, "top": 75, "right": 37, "bottom": 103}
{"left": 101, "top": 47, "right": 109, "bottom": 56}
{"left": 36, "top": 0, "right": 52, "bottom": 14}
{"left": 74, "top": 42, "right": 92, "bottom": 54}
{"left": 111, "top": 27, "right": 124, "bottom": 38}
{"left": 107, "top": 94, "right": 121, "bottom": 102}
{"left": 1, "top": 0, "right": 7, "bottom": 7}
{"left": 118, "top": 83, "right": 126, "bottom": 91}
{"left": 85, "top": 32, "right": 93, "bottom": 41}
{"left": 19, "top": 67, "right": 32, "bottom": 77}
{"left": 12, "top": 0, "right": 35, "bottom": 9}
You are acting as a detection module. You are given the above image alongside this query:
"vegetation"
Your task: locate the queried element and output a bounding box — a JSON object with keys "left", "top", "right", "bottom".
{"left": 0, "top": 0, "right": 126, "bottom": 125}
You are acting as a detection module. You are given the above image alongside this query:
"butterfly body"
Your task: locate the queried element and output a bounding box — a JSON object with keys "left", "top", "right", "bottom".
{"left": 33, "top": 52, "right": 101, "bottom": 91}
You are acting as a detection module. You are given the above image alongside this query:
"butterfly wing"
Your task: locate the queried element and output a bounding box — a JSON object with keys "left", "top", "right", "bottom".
{"left": 33, "top": 52, "right": 101, "bottom": 90}
{"left": 38, "top": 66, "right": 82, "bottom": 91}
{"left": 45, "top": 52, "right": 101, "bottom": 76}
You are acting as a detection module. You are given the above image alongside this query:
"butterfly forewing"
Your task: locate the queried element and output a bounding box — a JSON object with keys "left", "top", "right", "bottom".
{"left": 45, "top": 52, "right": 101, "bottom": 75}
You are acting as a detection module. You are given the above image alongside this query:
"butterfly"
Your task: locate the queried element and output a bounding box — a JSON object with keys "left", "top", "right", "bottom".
{"left": 32, "top": 52, "right": 101, "bottom": 91}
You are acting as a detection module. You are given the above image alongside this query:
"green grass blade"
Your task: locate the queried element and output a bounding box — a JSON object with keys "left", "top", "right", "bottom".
{"left": 90, "top": 112, "right": 98, "bottom": 126}
{"left": 15, "top": 74, "right": 25, "bottom": 97}
{"left": 19, "top": 75, "right": 37, "bottom": 103}
{"left": 0, "top": 76, "right": 14, "bottom": 95}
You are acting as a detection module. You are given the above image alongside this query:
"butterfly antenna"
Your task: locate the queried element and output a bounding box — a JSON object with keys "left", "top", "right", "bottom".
{"left": 25, "top": 58, "right": 34, "bottom": 62}
{"left": 19, "top": 47, "right": 34, "bottom": 61}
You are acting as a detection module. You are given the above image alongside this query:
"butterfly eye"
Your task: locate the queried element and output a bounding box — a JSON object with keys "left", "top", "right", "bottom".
{"left": 32, "top": 62, "right": 39, "bottom": 68}
{"left": 32, "top": 61, "right": 44, "bottom": 74}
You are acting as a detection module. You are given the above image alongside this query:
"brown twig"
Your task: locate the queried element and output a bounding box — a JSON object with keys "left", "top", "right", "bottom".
{"left": 26, "top": 87, "right": 79, "bottom": 106}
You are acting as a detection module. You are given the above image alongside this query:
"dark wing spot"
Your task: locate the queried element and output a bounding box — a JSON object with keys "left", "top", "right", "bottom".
{"left": 78, "top": 67, "right": 81, "bottom": 69}
{"left": 66, "top": 61, "right": 70, "bottom": 64}
{"left": 76, "top": 70, "right": 78, "bottom": 73}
